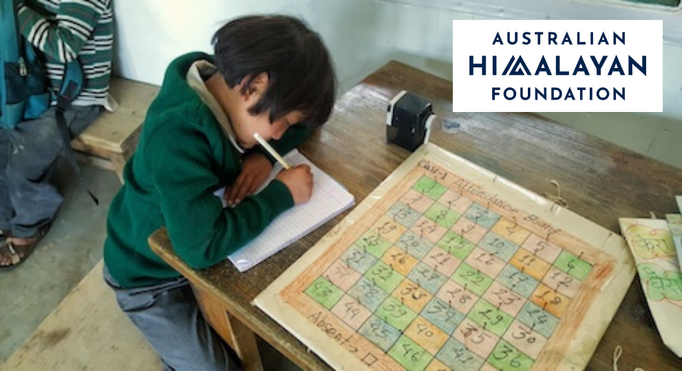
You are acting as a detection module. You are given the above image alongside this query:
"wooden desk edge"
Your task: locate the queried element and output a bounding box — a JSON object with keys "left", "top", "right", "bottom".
{"left": 148, "top": 228, "right": 330, "bottom": 370}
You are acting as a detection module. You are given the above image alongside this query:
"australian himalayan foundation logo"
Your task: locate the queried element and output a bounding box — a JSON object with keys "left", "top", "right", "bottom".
{"left": 452, "top": 20, "right": 662, "bottom": 112}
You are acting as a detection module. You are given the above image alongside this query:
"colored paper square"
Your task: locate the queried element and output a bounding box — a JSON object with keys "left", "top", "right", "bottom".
{"left": 358, "top": 315, "right": 402, "bottom": 352}
{"left": 408, "top": 262, "right": 449, "bottom": 295}
{"left": 382, "top": 245, "right": 420, "bottom": 276}
{"left": 305, "top": 277, "right": 344, "bottom": 310}
{"left": 497, "top": 265, "right": 540, "bottom": 299}
{"left": 542, "top": 266, "right": 583, "bottom": 299}
{"left": 404, "top": 316, "right": 450, "bottom": 356}
{"left": 387, "top": 201, "right": 422, "bottom": 228}
{"left": 479, "top": 232, "right": 520, "bottom": 262}
{"left": 452, "top": 262, "right": 494, "bottom": 296}
{"left": 423, "top": 246, "right": 462, "bottom": 277}
{"left": 465, "top": 246, "right": 507, "bottom": 279}
{"left": 322, "top": 260, "right": 362, "bottom": 291}
{"left": 438, "top": 189, "right": 474, "bottom": 214}
{"left": 554, "top": 250, "right": 593, "bottom": 281}
{"left": 424, "top": 202, "right": 461, "bottom": 229}
{"left": 468, "top": 298, "right": 515, "bottom": 337}
{"left": 487, "top": 339, "right": 535, "bottom": 371}
{"left": 509, "top": 249, "right": 552, "bottom": 281}
{"left": 521, "top": 233, "right": 562, "bottom": 263}
{"left": 425, "top": 358, "right": 453, "bottom": 371}
{"left": 413, "top": 176, "right": 448, "bottom": 200}
{"left": 480, "top": 362, "right": 499, "bottom": 371}
{"left": 412, "top": 217, "right": 448, "bottom": 244}
{"left": 463, "top": 203, "right": 501, "bottom": 229}
{"left": 375, "top": 296, "right": 419, "bottom": 331}
{"left": 452, "top": 217, "right": 488, "bottom": 244}
{"left": 436, "top": 230, "right": 476, "bottom": 260}
{"left": 347, "top": 277, "right": 390, "bottom": 312}
{"left": 482, "top": 281, "right": 525, "bottom": 317}
{"left": 354, "top": 230, "right": 393, "bottom": 259}
{"left": 436, "top": 280, "right": 478, "bottom": 315}
{"left": 365, "top": 260, "right": 404, "bottom": 293}
{"left": 372, "top": 215, "right": 407, "bottom": 243}
{"left": 388, "top": 335, "right": 434, "bottom": 371}
{"left": 436, "top": 337, "right": 485, "bottom": 370}
{"left": 517, "top": 301, "right": 560, "bottom": 339}
{"left": 503, "top": 320, "right": 548, "bottom": 359}
{"left": 392, "top": 279, "right": 434, "bottom": 313}
{"left": 453, "top": 319, "right": 500, "bottom": 360}
{"left": 530, "top": 283, "right": 571, "bottom": 318}
{"left": 341, "top": 244, "right": 378, "bottom": 274}
{"left": 331, "top": 294, "right": 373, "bottom": 330}
{"left": 401, "top": 189, "right": 436, "bottom": 214}
{"left": 421, "top": 296, "right": 466, "bottom": 334}
{"left": 490, "top": 218, "right": 532, "bottom": 246}
{"left": 396, "top": 230, "right": 434, "bottom": 259}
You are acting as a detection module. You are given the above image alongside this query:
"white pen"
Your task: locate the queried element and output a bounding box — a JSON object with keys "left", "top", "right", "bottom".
{"left": 253, "top": 133, "right": 292, "bottom": 170}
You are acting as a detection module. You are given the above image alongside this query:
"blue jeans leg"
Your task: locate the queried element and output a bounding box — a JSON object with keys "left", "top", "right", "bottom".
{"left": 0, "top": 129, "right": 11, "bottom": 232}
{"left": 0, "top": 106, "right": 102, "bottom": 238}
{"left": 103, "top": 265, "right": 240, "bottom": 371}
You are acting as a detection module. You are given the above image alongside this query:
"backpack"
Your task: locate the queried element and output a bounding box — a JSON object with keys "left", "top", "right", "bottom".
{"left": 1, "top": 0, "right": 96, "bottom": 204}
{"left": 0, "top": 0, "right": 83, "bottom": 130}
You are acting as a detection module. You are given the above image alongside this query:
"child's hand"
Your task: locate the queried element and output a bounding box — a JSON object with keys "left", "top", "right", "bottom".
{"left": 225, "top": 152, "right": 272, "bottom": 206}
{"left": 275, "top": 164, "right": 314, "bottom": 204}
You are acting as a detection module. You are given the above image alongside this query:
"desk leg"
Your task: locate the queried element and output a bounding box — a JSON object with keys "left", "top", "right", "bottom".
{"left": 192, "top": 285, "right": 264, "bottom": 371}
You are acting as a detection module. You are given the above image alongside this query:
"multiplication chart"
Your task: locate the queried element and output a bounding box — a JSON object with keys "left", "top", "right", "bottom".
{"left": 256, "top": 144, "right": 634, "bottom": 370}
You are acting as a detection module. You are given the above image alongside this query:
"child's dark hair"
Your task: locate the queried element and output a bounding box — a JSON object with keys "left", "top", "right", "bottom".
{"left": 212, "top": 15, "right": 336, "bottom": 127}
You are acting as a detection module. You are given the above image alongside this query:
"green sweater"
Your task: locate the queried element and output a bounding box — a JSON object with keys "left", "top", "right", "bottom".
{"left": 104, "top": 52, "right": 310, "bottom": 288}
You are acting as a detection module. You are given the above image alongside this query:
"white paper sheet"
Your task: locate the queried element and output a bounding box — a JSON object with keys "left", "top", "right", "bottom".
{"left": 218, "top": 150, "right": 355, "bottom": 272}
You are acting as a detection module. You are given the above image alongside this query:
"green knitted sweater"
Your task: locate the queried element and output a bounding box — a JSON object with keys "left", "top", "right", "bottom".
{"left": 104, "top": 52, "right": 310, "bottom": 288}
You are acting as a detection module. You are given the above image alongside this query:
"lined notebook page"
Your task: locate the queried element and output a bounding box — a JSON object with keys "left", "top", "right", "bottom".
{"left": 224, "top": 150, "right": 355, "bottom": 272}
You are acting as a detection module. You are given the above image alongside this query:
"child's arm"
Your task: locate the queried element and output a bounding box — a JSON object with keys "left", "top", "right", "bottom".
{"left": 145, "top": 125, "right": 297, "bottom": 270}
{"left": 224, "top": 152, "right": 272, "bottom": 206}
{"left": 17, "top": 0, "right": 107, "bottom": 62}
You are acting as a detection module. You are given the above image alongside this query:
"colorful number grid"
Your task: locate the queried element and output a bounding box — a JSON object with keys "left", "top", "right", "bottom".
{"left": 304, "top": 176, "right": 593, "bottom": 370}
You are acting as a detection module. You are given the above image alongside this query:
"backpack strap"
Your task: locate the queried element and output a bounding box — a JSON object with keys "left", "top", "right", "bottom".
{"left": 55, "top": 59, "right": 98, "bottom": 205}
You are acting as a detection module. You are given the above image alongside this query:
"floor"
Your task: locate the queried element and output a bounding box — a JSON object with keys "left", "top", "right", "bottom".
{"left": 0, "top": 161, "right": 118, "bottom": 363}
{"left": 0, "top": 120, "right": 679, "bottom": 369}
{"left": 0, "top": 160, "right": 300, "bottom": 370}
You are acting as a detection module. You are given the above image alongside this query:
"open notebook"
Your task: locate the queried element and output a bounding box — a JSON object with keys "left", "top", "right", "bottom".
{"left": 216, "top": 150, "right": 355, "bottom": 272}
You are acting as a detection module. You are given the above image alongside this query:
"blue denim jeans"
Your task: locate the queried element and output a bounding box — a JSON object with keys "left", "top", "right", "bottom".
{"left": 103, "top": 265, "right": 239, "bottom": 371}
{"left": 0, "top": 106, "right": 101, "bottom": 237}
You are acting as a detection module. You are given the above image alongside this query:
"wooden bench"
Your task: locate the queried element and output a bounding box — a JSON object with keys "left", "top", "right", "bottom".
{"left": 2, "top": 261, "right": 161, "bottom": 370}
{"left": 71, "top": 78, "right": 159, "bottom": 182}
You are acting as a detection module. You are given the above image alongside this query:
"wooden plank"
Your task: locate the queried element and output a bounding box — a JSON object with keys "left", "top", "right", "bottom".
{"left": 2, "top": 261, "right": 161, "bottom": 371}
{"left": 73, "top": 151, "right": 117, "bottom": 172}
{"left": 74, "top": 78, "right": 158, "bottom": 154}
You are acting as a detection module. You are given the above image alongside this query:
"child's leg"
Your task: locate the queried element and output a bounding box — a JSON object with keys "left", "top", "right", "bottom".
{"left": 5, "top": 109, "right": 63, "bottom": 239}
{"left": 103, "top": 265, "right": 240, "bottom": 371}
{"left": 0, "top": 129, "right": 12, "bottom": 235}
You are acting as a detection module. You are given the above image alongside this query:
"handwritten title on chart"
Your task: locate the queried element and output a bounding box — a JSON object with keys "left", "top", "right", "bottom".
{"left": 452, "top": 20, "right": 662, "bottom": 112}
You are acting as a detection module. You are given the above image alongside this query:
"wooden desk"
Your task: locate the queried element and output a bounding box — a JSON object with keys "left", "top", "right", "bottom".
{"left": 149, "top": 61, "right": 682, "bottom": 371}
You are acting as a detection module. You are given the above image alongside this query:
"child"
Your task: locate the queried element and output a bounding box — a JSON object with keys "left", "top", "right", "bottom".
{"left": 103, "top": 15, "right": 336, "bottom": 370}
{"left": 0, "top": 0, "right": 114, "bottom": 268}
